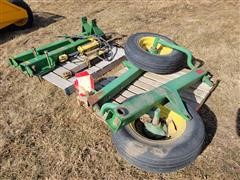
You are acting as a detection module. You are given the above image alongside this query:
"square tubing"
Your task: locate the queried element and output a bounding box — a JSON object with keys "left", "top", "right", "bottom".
{"left": 100, "top": 68, "right": 208, "bottom": 132}
{"left": 87, "top": 60, "right": 145, "bottom": 106}
{"left": 19, "top": 38, "right": 90, "bottom": 76}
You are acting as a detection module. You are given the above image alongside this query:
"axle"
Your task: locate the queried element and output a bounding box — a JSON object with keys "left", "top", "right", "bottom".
{"left": 100, "top": 68, "right": 208, "bottom": 132}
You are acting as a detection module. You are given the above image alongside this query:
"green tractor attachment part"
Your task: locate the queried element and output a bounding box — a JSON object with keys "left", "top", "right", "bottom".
{"left": 100, "top": 67, "right": 209, "bottom": 132}
{"left": 144, "top": 121, "right": 168, "bottom": 137}
{"left": 150, "top": 36, "right": 195, "bottom": 69}
{"left": 87, "top": 60, "right": 145, "bottom": 106}
{"left": 93, "top": 37, "right": 213, "bottom": 132}
{"left": 84, "top": 35, "right": 213, "bottom": 133}
{"left": 81, "top": 17, "right": 104, "bottom": 36}
{"left": 9, "top": 17, "right": 105, "bottom": 77}
{"left": 150, "top": 37, "right": 213, "bottom": 87}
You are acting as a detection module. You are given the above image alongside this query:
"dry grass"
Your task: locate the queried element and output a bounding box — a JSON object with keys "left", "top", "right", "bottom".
{"left": 0, "top": 0, "right": 240, "bottom": 179}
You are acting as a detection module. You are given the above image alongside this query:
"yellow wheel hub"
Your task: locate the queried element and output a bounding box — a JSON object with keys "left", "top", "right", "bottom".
{"left": 138, "top": 36, "right": 173, "bottom": 56}
{"left": 130, "top": 105, "right": 186, "bottom": 141}
{"left": 161, "top": 105, "right": 186, "bottom": 139}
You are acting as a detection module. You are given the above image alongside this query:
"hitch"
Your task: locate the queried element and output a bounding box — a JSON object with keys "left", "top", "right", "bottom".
{"left": 100, "top": 67, "right": 209, "bottom": 132}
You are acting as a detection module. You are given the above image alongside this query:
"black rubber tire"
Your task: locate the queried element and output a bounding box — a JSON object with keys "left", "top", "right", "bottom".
{"left": 10, "top": 0, "right": 33, "bottom": 30}
{"left": 112, "top": 104, "right": 205, "bottom": 172}
{"left": 124, "top": 32, "right": 187, "bottom": 74}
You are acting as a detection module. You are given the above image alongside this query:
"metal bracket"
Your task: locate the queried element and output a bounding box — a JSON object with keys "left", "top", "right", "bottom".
{"left": 151, "top": 37, "right": 214, "bottom": 88}
{"left": 100, "top": 68, "right": 208, "bottom": 132}
{"left": 87, "top": 60, "right": 144, "bottom": 106}
{"left": 81, "top": 17, "right": 91, "bottom": 35}
{"left": 159, "top": 85, "right": 191, "bottom": 121}
{"left": 81, "top": 17, "right": 104, "bottom": 36}
{"left": 152, "top": 37, "right": 195, "bottom": 70}
{"left": 10, "top": 16, "right": 105, "bottom": 77}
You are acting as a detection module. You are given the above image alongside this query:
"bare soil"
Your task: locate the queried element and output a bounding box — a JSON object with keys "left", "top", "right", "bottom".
{"left": 0, "top": 0, "right": 240, "bottom": 179}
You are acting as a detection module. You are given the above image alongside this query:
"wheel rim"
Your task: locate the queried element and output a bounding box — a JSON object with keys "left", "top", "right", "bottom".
{"left": 138, "top": 36, "right": 173, "bottom": 56}
{"left": 128, "top": 105, "right": 186, "bottom": 142}
{"left": 14, "top": 18, "right": 28, "bottom": 27}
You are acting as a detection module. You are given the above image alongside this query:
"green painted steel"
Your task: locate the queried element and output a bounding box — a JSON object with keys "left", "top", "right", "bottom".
{"left": 152, "top": 108, "right": 161, "bottom": 125}
{"left": 100, "top": 68, "right": 208, "bottom": 132}
{"left": 151, "top": 37, "right": 195, "bottom": 69}
{"left": 144, "top": 122, "right": 167, "bottom": 136}
{"left": 9, "top": 17, "right": 105, "bottom": 76}
{"left": 19, "top": 38, "right": 89, "bottom": 76}
{"left": 150, "top": 37, "right": 213, "bottom": 87}
{"left": 82, "top": 17, "right": 104, "bottom": 36}
{"left": 87, "top": 60, "right": 144, "bottom": 106}
{"left": 149, "top": 37, "right": 160, "bottom": 54}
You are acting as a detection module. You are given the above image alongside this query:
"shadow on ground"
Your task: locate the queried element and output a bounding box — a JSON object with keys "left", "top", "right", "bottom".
{"left": 0, "top": 12, "right": 65, "bottom": 44}
{"left": 236, "top": 108, "right": 240, "bottom": 137}
{"left": 199, "top": 104, "right": 218, "bottom": 152}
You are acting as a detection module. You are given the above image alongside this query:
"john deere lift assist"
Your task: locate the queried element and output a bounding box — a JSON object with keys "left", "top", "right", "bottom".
{"left": 77, "top": 32, "right": 217, "bottom": 172}
{"left": 9, "top": 17, "right": 106, "bottom": 77}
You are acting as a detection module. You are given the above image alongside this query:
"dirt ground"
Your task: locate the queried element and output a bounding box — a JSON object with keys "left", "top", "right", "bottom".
{"left": 0, "top": 0, "right": 240, "bottom": 179}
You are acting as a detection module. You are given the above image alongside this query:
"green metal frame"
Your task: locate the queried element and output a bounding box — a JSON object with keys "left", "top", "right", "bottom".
{"left": 100, "top": 67, "right": 208, "bottom": 132}
{"left": 9, "top": 17, "right": 105, "bottom": 76}
{"left": 87, "top": 60, "right": 145, "bottom": 106}
{"left": 87, "top": 37, "right": 213, "bottom": 132}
